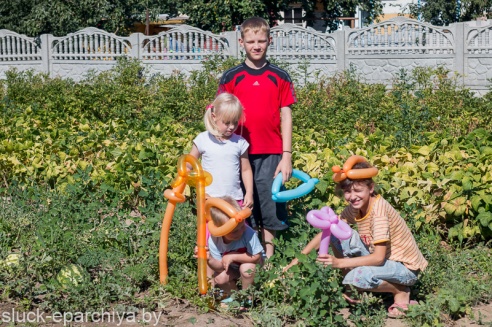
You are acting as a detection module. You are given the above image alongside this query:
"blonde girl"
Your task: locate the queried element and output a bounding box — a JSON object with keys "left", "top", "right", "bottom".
{"left": 189, "top": 92, "right": 253, "bottom": 209}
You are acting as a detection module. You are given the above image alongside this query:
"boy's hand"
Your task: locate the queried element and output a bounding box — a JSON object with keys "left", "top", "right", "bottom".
{"left": 316, "top": 254, "right": 339, "bottom": 268}
{"left": 274, "top": 153, "right": 292, "bottom": 184}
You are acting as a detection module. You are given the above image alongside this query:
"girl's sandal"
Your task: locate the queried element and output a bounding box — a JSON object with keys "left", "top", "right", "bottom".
{"left": 388, "top": 300, "right": 418, "bottom": 319}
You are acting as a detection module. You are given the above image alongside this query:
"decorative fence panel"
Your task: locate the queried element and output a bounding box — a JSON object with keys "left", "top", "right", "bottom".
{"left": 0, "top": 30, "right": 42, "bottom": 61}
{"left": 465, "top": 23, "right": 492, "bottom": 92}
{"left": 141, "top": 25, "right": 229, "bottom": 60}
{"left": 0, "top": 30, "right": 44, "bottom": 77}
{"left": 51, "top": 28, "right": 132, "bottom": 61}
{"left": 269, "top": 24, "right": 336, "bottom": 60}
{"left": 1, "top": 19, "right": 492, "bottom": 93}
{"left": 141, "top": 25, "right": 231, "bottom": 76}
{"left": 48, "top": 28, "right": 134, "bottom": 80}
{"left": 268, "top": 24, "right": 338, "bottom": 78}
{"left": 345, "top": 17, "right": 456, "bottom": 85}
{"left": 347, "top": 17, "right": 454, "bottom": 55}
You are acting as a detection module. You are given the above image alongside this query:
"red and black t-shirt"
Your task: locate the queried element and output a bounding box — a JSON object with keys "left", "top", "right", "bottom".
{"left": 217, "top": 62, "right": 296, "bottom": 155}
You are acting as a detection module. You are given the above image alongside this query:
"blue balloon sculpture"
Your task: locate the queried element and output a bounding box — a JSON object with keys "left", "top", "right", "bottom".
{"left": 272, "top": 169, "right": 319, "bottom": 202}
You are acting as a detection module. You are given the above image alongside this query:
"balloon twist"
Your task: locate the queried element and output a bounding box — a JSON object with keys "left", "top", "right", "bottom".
{"left": 272, "top": 169, "right": 319, "bottom": 202}
{"left": 306, "top": 207, "right": 352, "bottom": 255}
{"left": 160, "top": 154, "right": 212, "bottom": 295}
{"left": 332, "top": 155, "right": 378, "bottom": 183}
{"left": 205, "top": 198, "right": 252, "bottom": 237}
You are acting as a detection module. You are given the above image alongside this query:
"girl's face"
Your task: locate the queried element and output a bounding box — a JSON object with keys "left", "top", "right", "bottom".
{"left": 213, "top": 114, "right": 238, "bottom": 139}
{"left": 343, "top": 182, "right": 374, "bottom": 214}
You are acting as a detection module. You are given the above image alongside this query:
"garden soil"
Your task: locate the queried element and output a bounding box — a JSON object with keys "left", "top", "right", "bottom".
{"left": 0, "top": 301, "right": 490, "bottom": 326}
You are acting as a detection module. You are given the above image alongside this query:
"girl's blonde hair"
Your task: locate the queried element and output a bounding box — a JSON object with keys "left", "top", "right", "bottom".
{"left": 204, "top": 93, "right": 244, "bottom": 137}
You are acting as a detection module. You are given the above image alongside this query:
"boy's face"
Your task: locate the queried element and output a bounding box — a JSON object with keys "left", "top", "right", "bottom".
{"left": 343, "top": 182, "right": 374, "bottom": 213}
{"left": 239, "top": 30, "right": 271, "bottom": 65}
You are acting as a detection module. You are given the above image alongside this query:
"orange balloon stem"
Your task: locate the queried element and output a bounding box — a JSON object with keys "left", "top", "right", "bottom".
{"left": 159, "top": 200, "right": 175, "bottom": 284}
{"left": 160, "top": 183, "right": 186, "bottom": 285}
{"left": 196, "top": 178, "right": 208, "bottom": 295}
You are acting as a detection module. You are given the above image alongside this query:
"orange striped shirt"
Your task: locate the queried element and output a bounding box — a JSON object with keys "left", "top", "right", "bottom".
{"left": 340, "top": 195, "right": 428, "bottom": 271}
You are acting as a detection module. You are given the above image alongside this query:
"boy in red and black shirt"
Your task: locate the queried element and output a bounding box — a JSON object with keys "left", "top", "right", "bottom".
{"left": 217, "top": 17, "right": 297, "bottom": 258}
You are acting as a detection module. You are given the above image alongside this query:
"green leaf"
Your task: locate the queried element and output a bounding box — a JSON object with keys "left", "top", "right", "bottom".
{"left": 477, "top": 212, "right": 492, "bottom": 227}
{"left": 449, "top": 171, "right": 464, "bottom": 181}
{"left": 481, "top": 146, "right": 492, "bottom": 156}
{"left": 448, "top": 298, "right": 461, "bottom": 314}
{"left": 462, "top": 176, "right": 473, "bottom": 191}
{"left": 470, "top": 196, "right": 483, "bottom": 211}
{"left": 315, "top": 179, "right": 328, "bottom": 194}
{"left": 443, "top": 203, "right": 456, "bottom": 215}
{"left": 416, "top": 145, "right": 432, "bottom": 156}
{"left": 110, "top": 148, "right": 124, "bottom": 158}
{"left": 426, "top": 162, "right": 440, "bottom": 173}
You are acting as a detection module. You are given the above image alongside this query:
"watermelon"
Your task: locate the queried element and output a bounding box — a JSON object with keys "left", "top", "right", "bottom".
{"left": 56, "top": 264, "right": 88, "bottom": 288}
{"left": 1, "top": 253, "right": 20, "bottom": 267}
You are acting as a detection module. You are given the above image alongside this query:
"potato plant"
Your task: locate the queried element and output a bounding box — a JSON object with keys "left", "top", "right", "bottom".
{"left": 0, "top": 58, "right": 491, "bottom": 325}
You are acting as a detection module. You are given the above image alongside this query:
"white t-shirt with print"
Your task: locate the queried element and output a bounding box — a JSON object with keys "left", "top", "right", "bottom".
{"left": 193, "top": 131, "right": 249, "bottom": 200}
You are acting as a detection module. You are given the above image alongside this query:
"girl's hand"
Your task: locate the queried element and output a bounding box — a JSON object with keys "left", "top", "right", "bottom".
{"left": 316, "top": 254, "right": 339, "bottom": 268}
{"left": 242, "top": 193, "right": 254, "bottom": 209}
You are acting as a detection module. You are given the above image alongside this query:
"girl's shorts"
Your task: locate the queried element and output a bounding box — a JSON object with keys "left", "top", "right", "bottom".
{"left": 331, "top": 231, "right": 419, "bottom": 289}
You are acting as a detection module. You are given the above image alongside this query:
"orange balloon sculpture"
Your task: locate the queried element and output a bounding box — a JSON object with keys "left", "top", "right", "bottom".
{"left": 160, "top": 155, "right": 250, "bottom": 295}
{"left": 205, "top": 198, "right": 251, "bottom": 237}
{"left": 332, "top": 155, "right": 378, "bottom": 182}
{"left": 160, "top": 154, "right": 211, "bottom": 294}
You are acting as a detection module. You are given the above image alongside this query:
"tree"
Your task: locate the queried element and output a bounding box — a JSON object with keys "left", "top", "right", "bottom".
{"left": 304, "top": 0, "right": 383, "bottom": 30}
{"left": 177, "top": 0, "right": 291, "bottom": 33}
{"left": 0, "top": 0, "right": 179, "bottom": 36}
{"left": 407, "top": 0, "right": 492, "bottom": 26}
{"left": 179, "top": 0, "right": 383, "bottom": 33}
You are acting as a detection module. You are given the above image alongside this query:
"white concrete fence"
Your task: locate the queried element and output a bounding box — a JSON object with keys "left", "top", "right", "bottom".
{"left": 1, "top": 17, "right": 492, "bottom": 93}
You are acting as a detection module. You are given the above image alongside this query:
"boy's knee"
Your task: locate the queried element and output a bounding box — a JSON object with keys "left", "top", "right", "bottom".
{"left": 239, "top": 264, "right": 256, "bottom": 278}
{"left": 214, "top": 273, "right": 230, "bottom": 285}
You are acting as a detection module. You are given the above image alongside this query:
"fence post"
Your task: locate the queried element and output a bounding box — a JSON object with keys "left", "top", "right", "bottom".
{"left": 333, "top": 30, "right": 346, "bottom": 72}
{"left": 40, "top": 34, "right": 52, "bottom": 77}
{"left": 129, "top": 33, "right": 143, "bottom": 60}
{"left": 452, "top": 22, "right": 465, "bottom": 86}
{"left": 222, "top": 31, "right": 239, "bottom": 58}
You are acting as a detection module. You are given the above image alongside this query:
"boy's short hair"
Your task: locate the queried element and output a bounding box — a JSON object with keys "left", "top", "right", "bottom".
{"left": 210, "top": 196, "right": 241, "bottom": 227}
{"left": 240, "top": 17, "right": 270, "bottom": 38}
